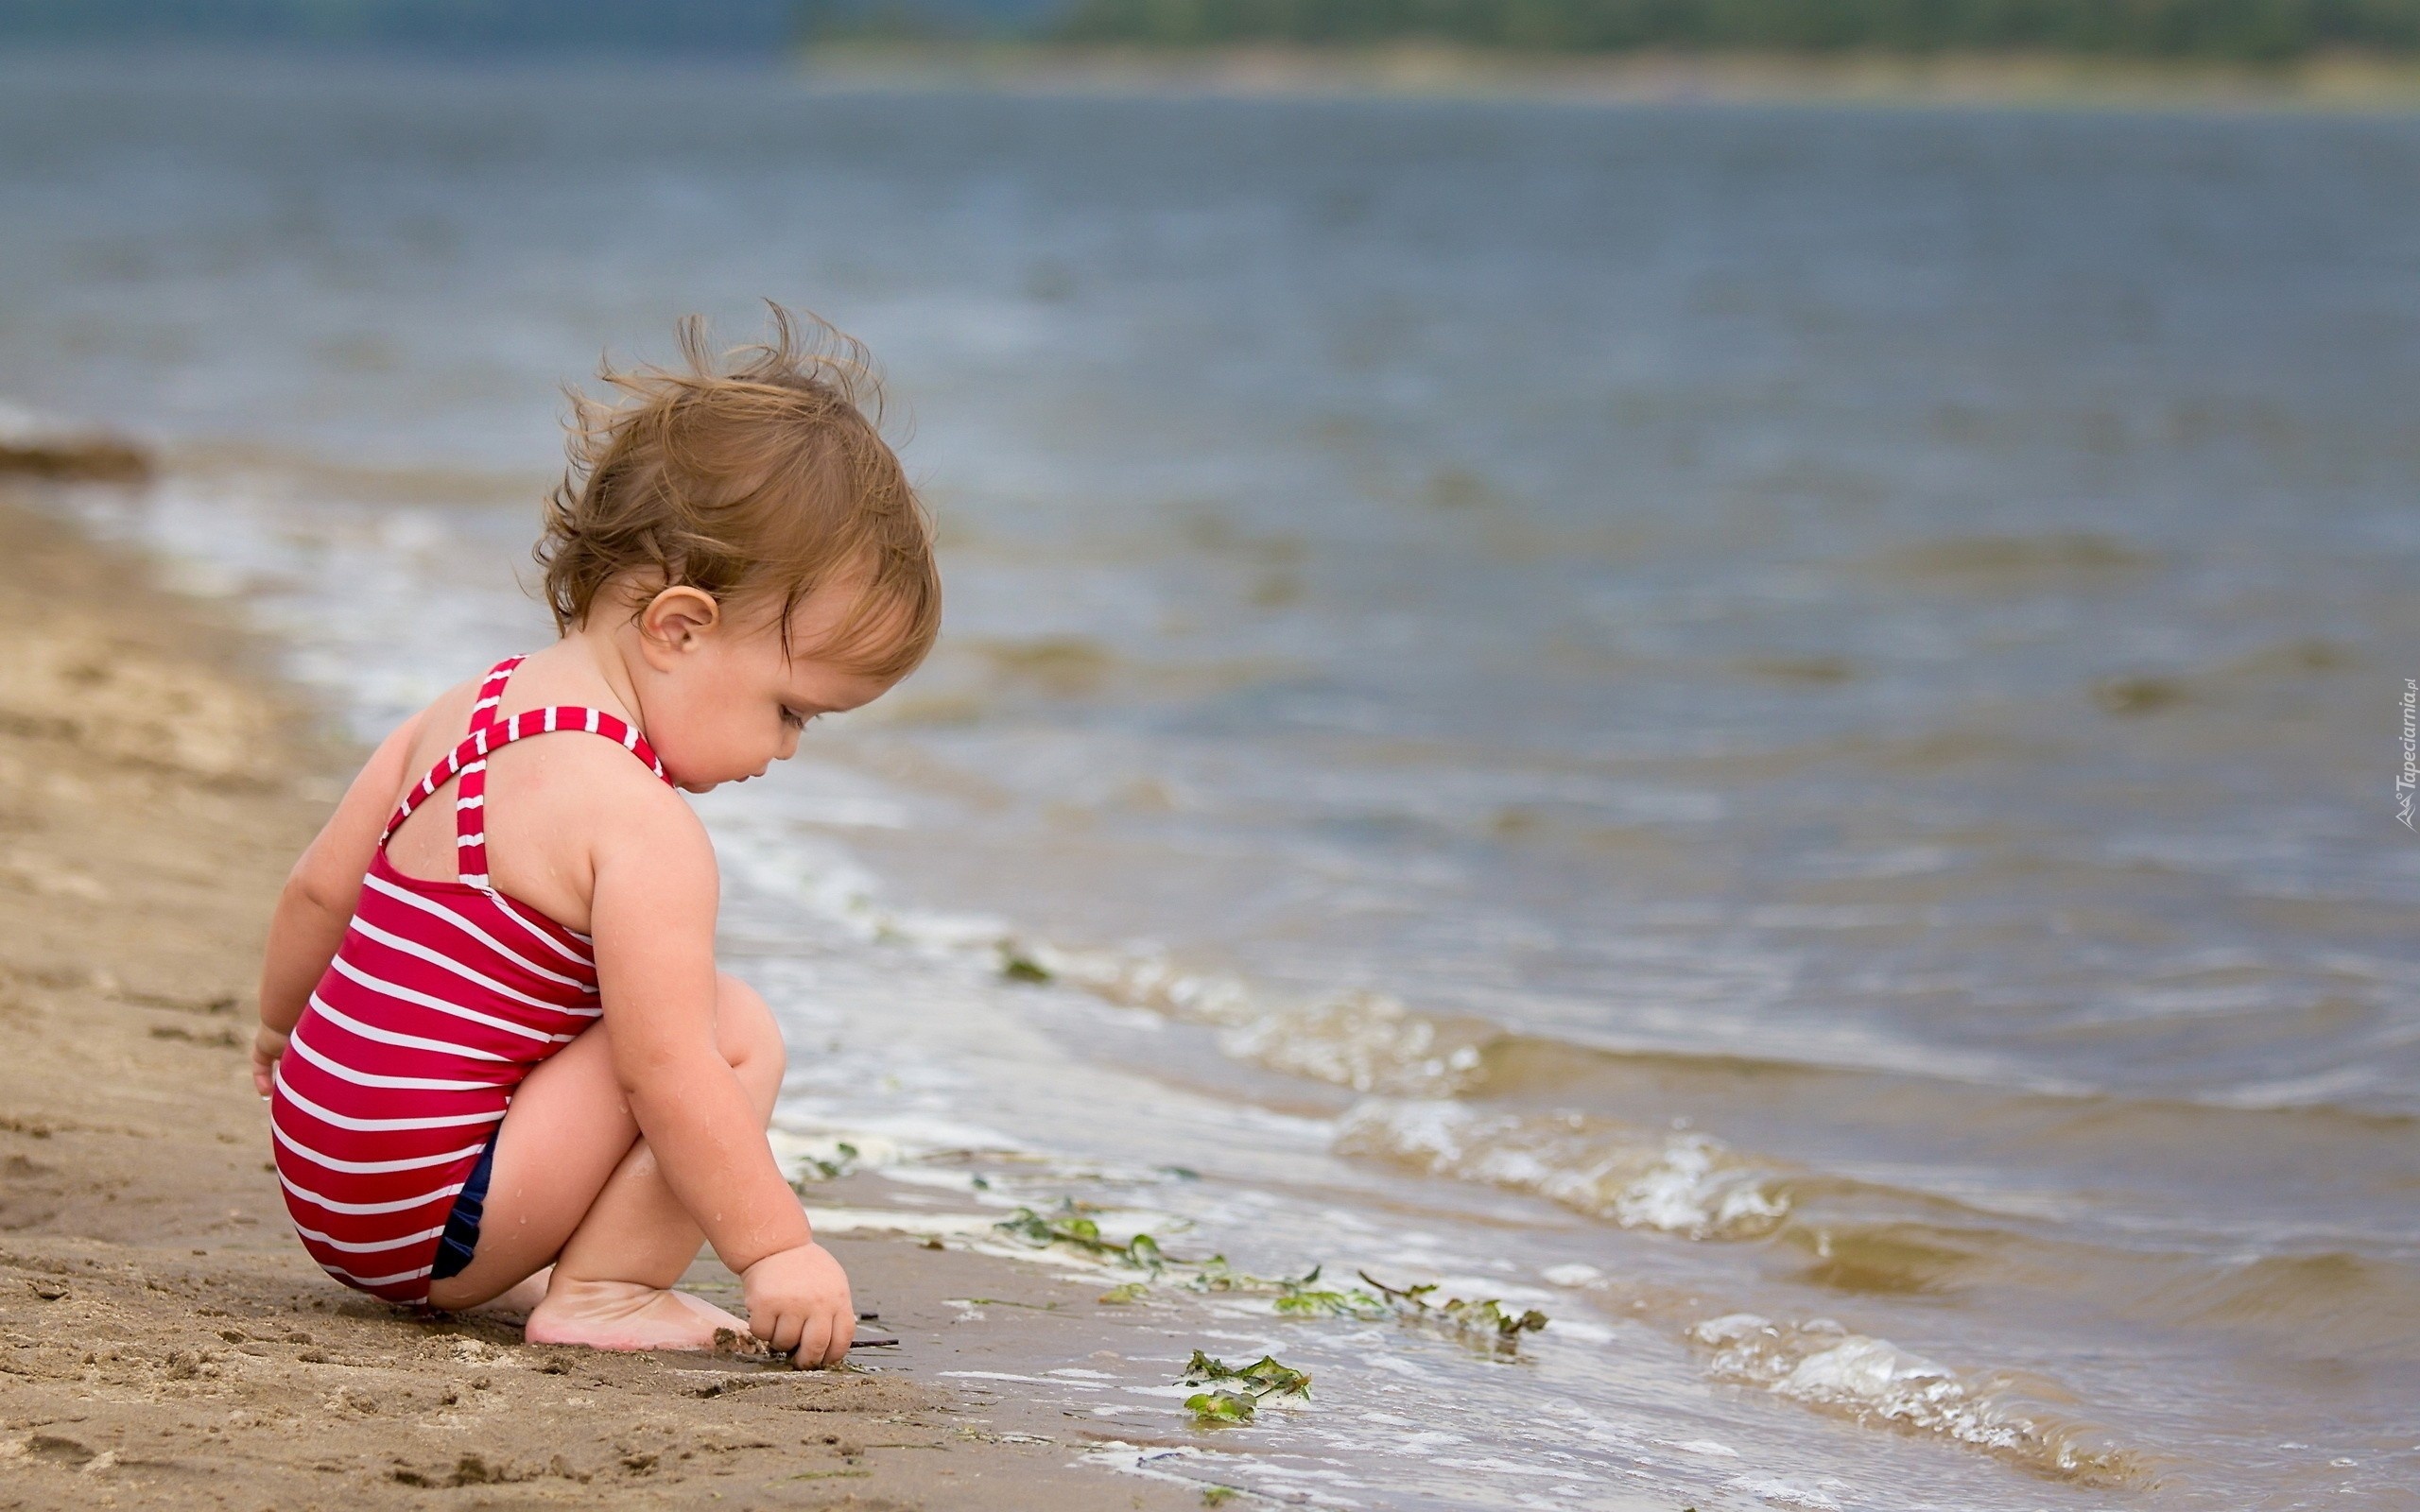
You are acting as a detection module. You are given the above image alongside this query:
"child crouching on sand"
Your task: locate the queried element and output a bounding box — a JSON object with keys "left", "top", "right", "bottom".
{"left": 248, "top": 309, "right": 937, "bottom": 1366}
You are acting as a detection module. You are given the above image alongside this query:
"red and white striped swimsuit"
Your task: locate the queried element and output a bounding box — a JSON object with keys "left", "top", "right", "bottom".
{"left": 269, "top": 656, "right": 670, "bottom": 1303}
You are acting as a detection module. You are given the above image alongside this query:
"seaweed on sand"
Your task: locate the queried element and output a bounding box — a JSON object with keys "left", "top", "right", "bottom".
{"left": 991, "top": 1203, "right": 1550, "bottom": 1352}
{"left": 994, "top": 1205, "right": 1377, "bottom": 1311}
{"left": 786, "top": 1142, "right": 860, "bottom": 1187}
{"left": 994, "top": 1202, "right": 1170, "bottom": 1270}
{"left": 1180, "top": 1350, "right": 1311, "bottom": 1426}
{"left": 1358, "top": 1270, "right": 1547, "bottom": 1352}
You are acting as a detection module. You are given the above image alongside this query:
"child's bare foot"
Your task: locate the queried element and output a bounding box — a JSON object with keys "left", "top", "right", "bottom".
{"left": 523, "top": 1277, "right": 750, "bottom": 1352}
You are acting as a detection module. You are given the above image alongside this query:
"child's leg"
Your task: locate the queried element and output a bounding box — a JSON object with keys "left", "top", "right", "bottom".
{"left": 424, "top": 972, "right": 786, "bottom": 1349}
{"left": 467, "top": 1267, "right": 552, "bottom": 1317}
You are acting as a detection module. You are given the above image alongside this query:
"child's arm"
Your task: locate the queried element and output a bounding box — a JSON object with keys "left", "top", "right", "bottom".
{"left": 251, "top": 711, "right": 424, "bottom": 1097}
{"left": 585, "top": 779, "right": 852, "bottom": 1364}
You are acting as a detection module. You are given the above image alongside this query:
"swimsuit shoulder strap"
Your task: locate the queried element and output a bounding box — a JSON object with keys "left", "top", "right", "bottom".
{"left": 377, "top": 657, "right": 671, "bottom": 889}
{"left": 465, "top": 654, "right": 519, "bottom": 735}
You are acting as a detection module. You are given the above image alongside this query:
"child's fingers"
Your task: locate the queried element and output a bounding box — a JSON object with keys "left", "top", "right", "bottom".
{"left": 754, "top": 1304, "right": 804, "bottom": 1356}
{"left": 821, "top": 1312, "right": 856, "bottom": 1367}
{"left": 793, "top": 1312, "right": 833, "bottom": 1369}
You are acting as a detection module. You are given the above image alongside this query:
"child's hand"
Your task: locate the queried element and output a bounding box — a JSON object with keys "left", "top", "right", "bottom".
{"left": 250, "top": 1023, "right": 290, "bottom": 1099}
{"left": 741, "top": 1242, "right": 855, "bottom": 1367}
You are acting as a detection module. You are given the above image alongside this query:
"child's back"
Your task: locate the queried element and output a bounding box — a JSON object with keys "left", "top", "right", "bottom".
{"left": 251, "top": 309, "right": 939, "bottom": 1364}
{"left": 270, "top": 655, "right": 668, "bottom": 1299}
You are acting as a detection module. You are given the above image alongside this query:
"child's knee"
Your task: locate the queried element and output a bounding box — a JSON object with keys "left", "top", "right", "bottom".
{"left": 714, "top": 972, "right": 786, "bottom": 1077}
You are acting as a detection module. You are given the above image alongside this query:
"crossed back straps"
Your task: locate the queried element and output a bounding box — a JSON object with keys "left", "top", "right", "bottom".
{"left": 379, "top": 657, "right": 669, "bottom": 889}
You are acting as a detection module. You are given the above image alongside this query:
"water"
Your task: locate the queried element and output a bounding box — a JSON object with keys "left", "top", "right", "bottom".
{"left": 5, "top": 49, "right": 2418, "bottom": 1510}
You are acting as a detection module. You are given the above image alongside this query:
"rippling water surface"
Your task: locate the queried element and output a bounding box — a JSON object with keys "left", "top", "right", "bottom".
{"left": 5, "top": 52, "right": 2418, "bottom": 1509}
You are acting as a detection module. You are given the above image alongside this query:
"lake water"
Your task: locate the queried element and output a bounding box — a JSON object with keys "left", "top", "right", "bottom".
{"left": 5, "top": 50, "right": 2418, "bottom": 1510}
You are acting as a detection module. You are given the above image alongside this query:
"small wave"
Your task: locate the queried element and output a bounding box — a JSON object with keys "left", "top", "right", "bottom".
{"left": 1219, "top": 994, "right": 1495, "bottom": 1097}
{"left": 1036, "top": 945, "right": 1496, "bottom": 1096}
{"left": 1685, "top": 1313, "right": 2143, "bottom": 1486}
{"left": 1334, "top": 1098, "right": 1791, "bottom": 1240}
{"left": 2128, "top": 1250, "right": 2420, "bottom": 1364}
{"left": 1028, "top": 943, "right": 1256, "bottom": 1022}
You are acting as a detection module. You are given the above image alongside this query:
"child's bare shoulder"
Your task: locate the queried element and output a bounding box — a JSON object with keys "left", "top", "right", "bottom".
{"left": 506, "top": 727, "right": 704, "bottom": 847}
{"left": 476, "top": 708, "right": 707, "bottom": 925}
{"left": 389, "top": 673, "right": 497, "bottom": 782}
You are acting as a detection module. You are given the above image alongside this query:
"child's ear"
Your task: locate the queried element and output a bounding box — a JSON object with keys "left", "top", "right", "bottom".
{"left": 636, "top": 587, "right": 722, "bottom": 666}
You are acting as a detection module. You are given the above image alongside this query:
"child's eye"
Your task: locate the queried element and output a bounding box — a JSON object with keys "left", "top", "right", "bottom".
{"left": 780, "top": 705, "right": 813, "bottom": 730}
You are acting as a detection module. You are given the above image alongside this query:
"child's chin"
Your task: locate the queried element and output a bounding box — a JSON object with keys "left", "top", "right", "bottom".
{"left": 675, "top": 765, "right": 767, "bottom": 794}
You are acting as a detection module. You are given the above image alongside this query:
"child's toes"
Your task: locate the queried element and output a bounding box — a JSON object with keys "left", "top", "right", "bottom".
{"left": 525, "top": 1279, "right": 740, "bottom": 1351}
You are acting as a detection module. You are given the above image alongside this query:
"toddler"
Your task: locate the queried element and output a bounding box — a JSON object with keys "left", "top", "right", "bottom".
{"left": 250, "top": 309, "right": 938, "bottom": 1366}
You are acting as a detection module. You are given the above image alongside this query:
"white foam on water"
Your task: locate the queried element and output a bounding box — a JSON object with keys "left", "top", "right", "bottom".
{"left": 1335, "top": 1099, "right": 1792, "bottom": 1241}
{"left": 1726, "top": 1475, "right": 1843, "bottom": 1510}
{"left": 1215, "top": 992, "right": 1493, "bottom": 1097}
{"left": 1685, "top": 1313, "right": 2140, "bottom": 1486}
{"left": 1005, "top": 938, "right": 1501, "bottom": 1097}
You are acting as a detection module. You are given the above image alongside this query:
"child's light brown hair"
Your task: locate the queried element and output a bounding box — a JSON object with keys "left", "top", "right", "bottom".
{"left": 535, "top": 304, "right": 939, "bottom": 681}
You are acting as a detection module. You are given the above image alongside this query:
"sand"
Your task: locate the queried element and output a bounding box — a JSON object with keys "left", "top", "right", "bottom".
{"left": 0, "top": 489, "right": 1207, "bottom": 1511}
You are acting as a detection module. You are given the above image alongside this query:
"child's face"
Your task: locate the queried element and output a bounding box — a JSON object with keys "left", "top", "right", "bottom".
{"left": 632, "top": 581, "right": 899, "bottom": 793}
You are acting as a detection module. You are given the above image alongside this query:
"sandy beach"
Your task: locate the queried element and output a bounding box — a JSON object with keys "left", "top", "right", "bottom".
{"left": 0, "top": 488, "right": 1207, "bottom": 1511}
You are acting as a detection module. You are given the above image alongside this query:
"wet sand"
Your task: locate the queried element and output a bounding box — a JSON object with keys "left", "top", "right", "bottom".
{"left": 0, "top": 490, "right": 1201, "bottom": 1510}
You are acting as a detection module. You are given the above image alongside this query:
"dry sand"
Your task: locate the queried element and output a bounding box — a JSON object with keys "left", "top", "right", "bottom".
{"left": 0, "top": 490, "right": 1209, "bottom": 1511}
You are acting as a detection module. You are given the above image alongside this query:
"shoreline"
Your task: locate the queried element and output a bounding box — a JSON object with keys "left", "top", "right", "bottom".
{"left": 0, "top": 482, "right": 1202, "bottom": 1509}
{"left": 797, "top": 41, "right": 2420, "bottom": 112}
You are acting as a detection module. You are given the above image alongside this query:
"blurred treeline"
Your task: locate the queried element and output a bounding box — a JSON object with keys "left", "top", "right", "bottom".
{"left": 6, "top": 0, "right": 2418, "bottom": 60}
{"left": 1051, "top": 0, "right": 2420, "bottom": 58}
{"left": 0, "top": 0, "right": 805, "bottom": 48}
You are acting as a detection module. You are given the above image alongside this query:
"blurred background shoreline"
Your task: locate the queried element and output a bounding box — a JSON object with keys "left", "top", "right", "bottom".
{"left": 792, "top": 43, "right": 2420, "bottom": 112}
{"left": 13, "top": 0, "right": 2420, "bottom": 111}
